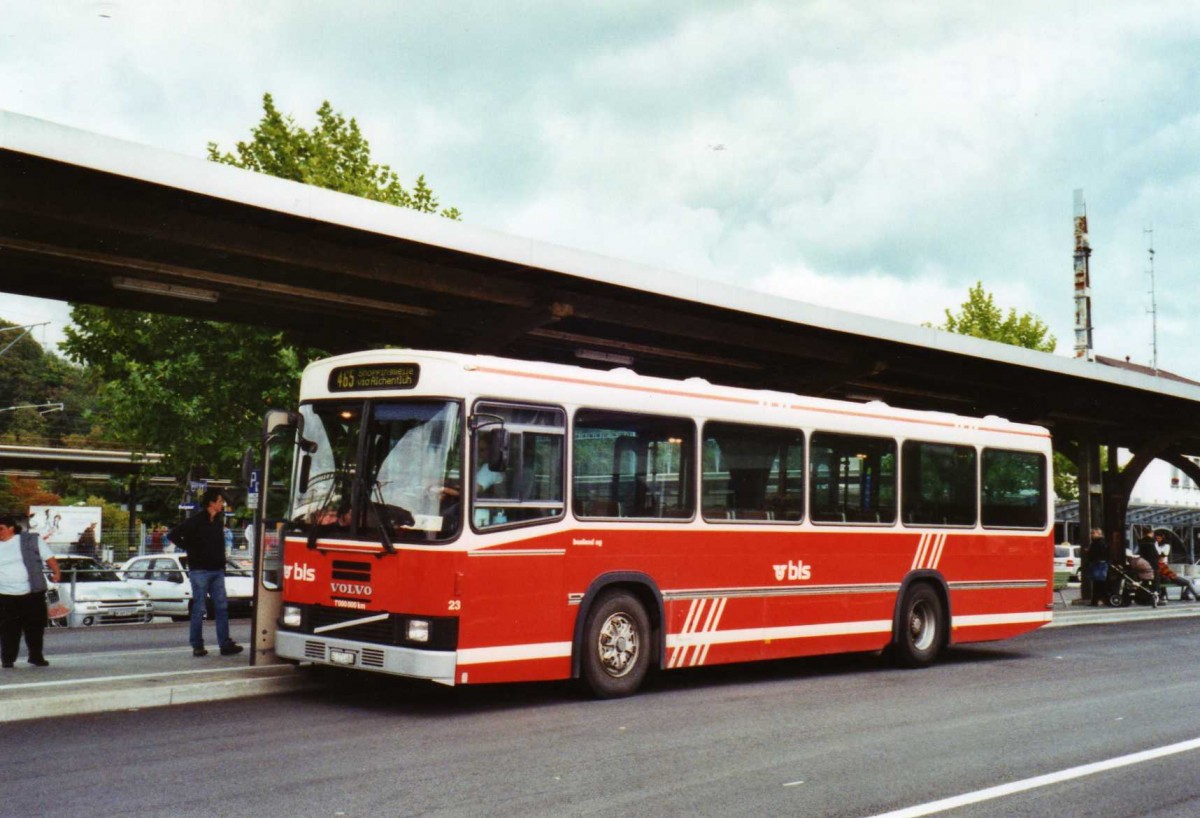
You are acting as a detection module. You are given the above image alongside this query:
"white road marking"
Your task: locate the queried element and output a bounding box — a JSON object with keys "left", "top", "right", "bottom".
{"left": 867, "top": 737, "right": 1200, "bottom": 817}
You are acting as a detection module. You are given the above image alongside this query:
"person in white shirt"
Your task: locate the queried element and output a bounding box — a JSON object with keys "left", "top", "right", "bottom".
{"left": 0, "top": 515, "right": 60, "bottom": 668}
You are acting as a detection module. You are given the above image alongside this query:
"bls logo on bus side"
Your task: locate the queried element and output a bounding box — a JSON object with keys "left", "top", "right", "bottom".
{"left": 284, "top": 563, "right": 316, "bottom": 582}
{"left": 772, "top": 560, "right": 812, "bottom": 581}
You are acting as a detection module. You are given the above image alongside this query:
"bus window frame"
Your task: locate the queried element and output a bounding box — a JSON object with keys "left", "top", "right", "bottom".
{"left": 469, "top": 399, "right": 568, "bottom": 534}
{"left": 571, "top": 408, "right": 697, "bottom": 522}
{"left": 700, "top": 419, "right": 805, "bottom": 525}
{"left": 899, "top": 439, "right": 979, "bottom": 529}
{"left": 980, "top": 446, "right": 1049, "bottom": 531}
{"left": 808, "top": 430, "right": 898, "bottom": 527}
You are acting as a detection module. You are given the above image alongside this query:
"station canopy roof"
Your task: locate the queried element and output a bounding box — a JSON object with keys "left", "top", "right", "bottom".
{"left": 4, "top": 110, "right": 1200, "bottom": 455}
{"left": 1057, "top": 501, "right": 1200, "bottom": 535}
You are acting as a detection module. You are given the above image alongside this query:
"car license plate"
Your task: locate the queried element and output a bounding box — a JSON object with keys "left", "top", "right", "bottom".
{"left": 329, "top": 648, "right": 357, "bottom": 666}
{"left": 111, "top": 609, "right": 136, "bottom": 617}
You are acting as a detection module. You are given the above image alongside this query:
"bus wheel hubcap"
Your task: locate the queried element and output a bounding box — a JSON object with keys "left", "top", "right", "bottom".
{"left": 598, "top": 612, "right": 639, "bottom": 678}
{"left": 910, "top": 600, "right": 934, "bottom": 651}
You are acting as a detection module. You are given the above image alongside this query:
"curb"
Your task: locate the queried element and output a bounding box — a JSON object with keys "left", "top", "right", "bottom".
{"left": 0, "top": 666, "right": 319, "bottom": 723}
{"left": 1048, "top": 604, "right": 1200, "bottom": 628}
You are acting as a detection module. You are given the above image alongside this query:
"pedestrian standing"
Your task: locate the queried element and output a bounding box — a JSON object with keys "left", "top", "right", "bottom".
{"left": 167, "top": 490, "right": 243, "bottom": 658}
{"left": 1087, "top": 527, "right": 1109, "bottom": 606}
{"left": 0, "top": 514, "right": 60, "bottom": 668}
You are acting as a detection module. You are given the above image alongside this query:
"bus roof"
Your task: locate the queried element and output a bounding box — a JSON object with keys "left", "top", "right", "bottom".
{"left": 302, "top": 348, "right": 1050, "bottom": 441}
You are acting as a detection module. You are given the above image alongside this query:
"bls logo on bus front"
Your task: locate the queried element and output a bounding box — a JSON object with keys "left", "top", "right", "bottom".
{"left": 284, "top": 562, "right": 316, "bottom": 582}
{"left": 772, "top": 560, "right": 812, "bottom": 581}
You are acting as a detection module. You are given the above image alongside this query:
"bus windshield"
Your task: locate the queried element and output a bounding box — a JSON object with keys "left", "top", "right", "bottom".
{"left": 288, "top": 399, "right": 463, "bottom": 544}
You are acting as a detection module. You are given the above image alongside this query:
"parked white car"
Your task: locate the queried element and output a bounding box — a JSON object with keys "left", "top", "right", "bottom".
{"left": 1053, "top": 544, "right": 1082, "bottom": 582}
{"left": 47, "top": 555, "right": 154, "bottom": 627}
{"left": 119, "top": 554, "right": 254, "bottom": 621}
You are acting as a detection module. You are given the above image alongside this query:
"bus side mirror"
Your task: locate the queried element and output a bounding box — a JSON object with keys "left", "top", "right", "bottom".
{"left": 488, "top": 428, "right": 509, "bottom": 472}
{"left": 263, "top": 409, "right": 301, "bottom": 438}
{"left": 241, "top": 446, "right": 255, "bottom": 486}
{"left": 297, "top": 453, "right": 312, "bottom": 494}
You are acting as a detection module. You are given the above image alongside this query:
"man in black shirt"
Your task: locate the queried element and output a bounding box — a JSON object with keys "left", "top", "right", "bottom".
{"left": 168, "top": 489, "right": 243, "bottom": 657}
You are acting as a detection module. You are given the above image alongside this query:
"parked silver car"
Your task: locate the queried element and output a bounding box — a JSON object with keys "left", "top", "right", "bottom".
{"left": 119, "top": 554, "right": 254, "bottom": 620}
{"left": 47, "top": 555, "right": 154, "bottom": 627}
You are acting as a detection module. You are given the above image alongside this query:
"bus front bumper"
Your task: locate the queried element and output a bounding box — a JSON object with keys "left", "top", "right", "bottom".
{"left": 276, "top": 630, "right": 457, "bottom": 685}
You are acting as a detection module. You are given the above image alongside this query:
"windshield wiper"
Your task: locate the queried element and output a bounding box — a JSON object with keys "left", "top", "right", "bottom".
{"left": 307, "top": 466, "right": 351, "bottom": 550}
{"left": 370, "top": 481, "right": 399, "bottom": 554}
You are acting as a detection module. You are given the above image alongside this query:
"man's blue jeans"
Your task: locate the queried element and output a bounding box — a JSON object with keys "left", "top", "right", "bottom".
{"left": 188, "top": 569, "right": 230, "bottom": 649}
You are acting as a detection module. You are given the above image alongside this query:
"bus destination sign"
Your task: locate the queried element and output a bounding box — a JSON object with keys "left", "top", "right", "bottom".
{"left": 328, "top": 364, "right": 420, "bottom": 393}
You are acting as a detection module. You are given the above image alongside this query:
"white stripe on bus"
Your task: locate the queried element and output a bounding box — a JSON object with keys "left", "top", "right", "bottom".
{"left": 457, "top": 641, "right": 572, "bottom": 665}
{"left": 952, "top": 611, "right": 1052, "bottom": 627}
{"left": 467, "top": 549, "right": 566, "bottom": 557}
{"left": 452, "top": 611, "right": 1050, "bottom": 668}
{"left": 911, "top": 533, "right": 930, "bottom": 571}
{"left": 930, "top": 533, "right": 948, "bottom": 570}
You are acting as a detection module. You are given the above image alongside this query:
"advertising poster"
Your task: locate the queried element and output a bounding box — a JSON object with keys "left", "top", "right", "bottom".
{"left": 26, "top": 505, "right": 103, "bottom": 553}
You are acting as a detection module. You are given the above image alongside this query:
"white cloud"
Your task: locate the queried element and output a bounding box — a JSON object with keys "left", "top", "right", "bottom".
{"left": 0, "top": 296, "right": 73, "bottom": 356}
{"left": 4, "top": 0, "right": 1200, "bottom": 382}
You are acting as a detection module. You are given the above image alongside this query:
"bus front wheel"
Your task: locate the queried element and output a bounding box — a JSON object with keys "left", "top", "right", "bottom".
{"left": 580, "top": 591, "right": 650, "bottom": 699}
{"left": 894, "top": 584, "right": 943, "bottom": 668}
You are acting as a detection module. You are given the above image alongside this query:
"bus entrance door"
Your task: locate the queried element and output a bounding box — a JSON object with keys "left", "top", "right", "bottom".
{"left": 248, "top": 410, "right": 301, "bottom": 666}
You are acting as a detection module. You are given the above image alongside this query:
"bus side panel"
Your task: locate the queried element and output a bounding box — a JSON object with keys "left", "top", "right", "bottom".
{"left": 454, "top": 546, "right": 568, "bottom": 685}
{"left": 941, "top": 530, "right": 1054, "bottom": 645}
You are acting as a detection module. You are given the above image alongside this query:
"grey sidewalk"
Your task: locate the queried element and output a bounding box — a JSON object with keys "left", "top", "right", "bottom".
{"left": 0, "top": 643, "right": 317, "bottom": 723}
{"left": 1048, "top": 582, "right": 1200, "bottom": 628}
{"left": 2, "top": 589, "right": 1197, "bottom": 724}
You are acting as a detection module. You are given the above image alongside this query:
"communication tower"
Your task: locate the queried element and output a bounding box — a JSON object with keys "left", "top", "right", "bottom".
{"left": 1073, "top": 189, "right": 1094, "bottom": 361}
{"left": 1145, "top": 228, "right": 1157, "bottom": 373}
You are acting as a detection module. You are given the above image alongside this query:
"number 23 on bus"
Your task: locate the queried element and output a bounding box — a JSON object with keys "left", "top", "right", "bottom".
{"left": 271, "top": 349, "right": 1053, "bottom": 698}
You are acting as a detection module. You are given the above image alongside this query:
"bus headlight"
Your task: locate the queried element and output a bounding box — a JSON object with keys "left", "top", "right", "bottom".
{"left": 406, "top": 619, "right": 430, "bottom": 642}
{"left": 281, "top": 606, "right": 302, "bottom": 628}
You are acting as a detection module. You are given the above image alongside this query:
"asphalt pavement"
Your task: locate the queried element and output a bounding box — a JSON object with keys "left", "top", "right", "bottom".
{"left": 1, "top": 585, "right": 1197, "bottom": 724}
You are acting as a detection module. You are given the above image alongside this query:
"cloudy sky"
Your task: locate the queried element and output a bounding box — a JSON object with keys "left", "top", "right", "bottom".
{"left": 3, "top": 1, "right": 1200, "bottom": 382}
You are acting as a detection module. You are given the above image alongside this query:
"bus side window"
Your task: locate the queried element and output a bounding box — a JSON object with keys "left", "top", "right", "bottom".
{"left": 573, "top": 409, "right": 695, "bottom": 520}
{"left": 471, "top": 402, "right": 566, "bottom": 531}
{"left": 901, "top": 440, "right": 977, "bottom": 527}
{"left": 981, "top": 448, "right": 1047, "bottom": 529}
{"left": 809, "top": 432, "right": 896, "bottom": 525}
{"left": 702, "top": 421, "right": 804, "bottom": 523}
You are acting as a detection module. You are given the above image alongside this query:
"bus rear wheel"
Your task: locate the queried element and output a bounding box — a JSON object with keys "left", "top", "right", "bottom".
{"left": 894, "top": 584, "right": 943, "bottom": 668}
{"left": 580, "top": 591, "right": 650, "bottom": 699}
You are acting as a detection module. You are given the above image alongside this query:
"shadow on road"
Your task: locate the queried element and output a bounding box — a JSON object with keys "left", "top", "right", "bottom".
{"left": 290, "top": 642, "right": 1029, "bottom": 717}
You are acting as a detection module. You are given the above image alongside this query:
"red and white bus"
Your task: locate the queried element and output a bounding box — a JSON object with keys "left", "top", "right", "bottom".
{"left": 267, "top": 349, "right": 1053, "bottom": 697}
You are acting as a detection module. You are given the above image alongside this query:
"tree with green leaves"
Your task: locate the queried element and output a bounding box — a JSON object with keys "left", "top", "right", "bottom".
{"left": 207, "top": 93, "right": 461, "bottom": 219}
{"left": 0, "top": 319, "right": 95, "bottom": 445}
{"left": 934, "top": 282, "right": 1056, "bottom": 353}
{"left": 64, "top": 95, "right": 461, "bottom": 481}
{"left": 933, "top": 283, "right": 1074, "bottom": 497}
{"left": 62, "top": 309, "right": 311, "bottom": 476}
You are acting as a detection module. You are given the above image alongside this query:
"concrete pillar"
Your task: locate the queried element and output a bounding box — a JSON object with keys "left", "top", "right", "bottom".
{"left": 1104, "top": 444, "right": 1125, "bottom": 561}
{"left": 1076, "top": 440, "right": 1104, "bottom": 600}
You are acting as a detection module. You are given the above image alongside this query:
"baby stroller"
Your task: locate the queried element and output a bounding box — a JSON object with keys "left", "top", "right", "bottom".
{"left": 1106, "top": 560, "right": 1159, "bottom": 608}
